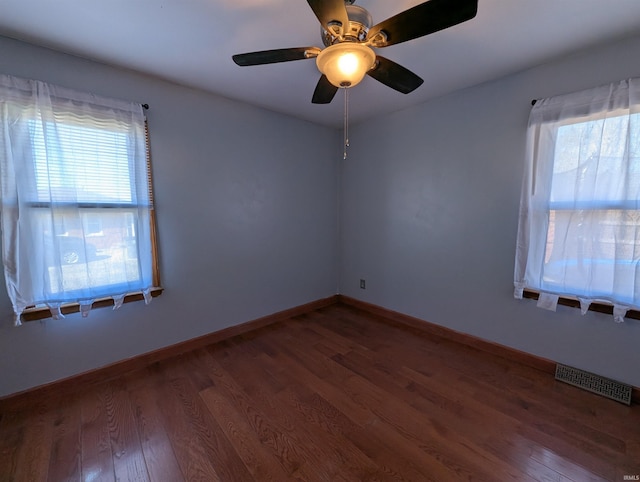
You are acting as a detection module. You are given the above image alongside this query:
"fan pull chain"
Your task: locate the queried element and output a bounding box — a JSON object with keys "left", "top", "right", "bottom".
{"left": 343, "top": 88, "right": 350, "bottom": 159}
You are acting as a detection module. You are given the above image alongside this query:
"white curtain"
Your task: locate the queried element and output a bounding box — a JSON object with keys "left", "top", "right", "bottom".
{"left": 0, "top": 74, "right": 154, "bottom": 322}
{"left": 514, "top": 78, "right": 640, "bottom": 321}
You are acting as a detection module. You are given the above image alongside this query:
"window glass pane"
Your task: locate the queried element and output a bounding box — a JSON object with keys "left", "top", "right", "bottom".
{"left": 543, "top": 209, "right": 640, "bottom": 301}
{"left": 551, "top": 114, "right": 640, "bottom": 205}
{"left": 37, "top": 208, "right": 146, "bottom": 295}
{"left": 30, "top": 120, "right": 134, "bottom": 204}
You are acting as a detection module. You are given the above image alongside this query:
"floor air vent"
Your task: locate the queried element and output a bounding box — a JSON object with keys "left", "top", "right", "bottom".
{"left": 555, "top": 364, "right": 632, "bottom": 405}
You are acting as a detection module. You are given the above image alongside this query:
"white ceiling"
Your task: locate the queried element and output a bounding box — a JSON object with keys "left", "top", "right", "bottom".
{"left": 1, "top": 0, "right": 639, "bottom": 127}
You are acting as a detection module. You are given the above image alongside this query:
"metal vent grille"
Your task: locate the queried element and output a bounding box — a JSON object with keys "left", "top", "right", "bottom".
{"left": 555, "top": 364, "right": 631, "bottom": 405}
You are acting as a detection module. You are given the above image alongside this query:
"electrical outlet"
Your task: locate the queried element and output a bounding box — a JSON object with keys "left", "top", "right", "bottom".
{"left": 360, "top": 279, "right": 366, "bottom": 289}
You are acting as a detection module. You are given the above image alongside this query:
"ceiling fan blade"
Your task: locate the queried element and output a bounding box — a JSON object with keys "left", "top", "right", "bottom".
{"left": 312, "top": 75, "right": 339, "bottom": 104}
{"left": 367, "top": 56, "right": 424, "bottom": 94}
{"left": 306, "top": 0, "right": 350, "bottom": 32}
{"left": 366, "top": 0, "right": 478, "bottom": 48}
{"left": 232, "top": 47, "right": 320, "bottom": 66}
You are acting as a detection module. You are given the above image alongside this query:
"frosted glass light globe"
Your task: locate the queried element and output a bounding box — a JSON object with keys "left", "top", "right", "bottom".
{"left": 316, "top": 43, "right": 376, "bottom": 88}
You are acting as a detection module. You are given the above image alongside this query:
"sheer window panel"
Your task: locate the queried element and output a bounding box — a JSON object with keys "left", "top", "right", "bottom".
{"left": 0, "top": 74, "right": 160, "bottom": 324}
{"left": 514, "top": 78, "right": 640, "bottom": 322}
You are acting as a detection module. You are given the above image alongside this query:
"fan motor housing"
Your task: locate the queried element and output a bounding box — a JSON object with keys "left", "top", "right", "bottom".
{"left": 322, "top": 5, "right": 372, "bottom": 46}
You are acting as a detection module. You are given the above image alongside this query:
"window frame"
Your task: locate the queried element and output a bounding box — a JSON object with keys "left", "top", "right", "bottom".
{"left": 17, "top": 119, "right": 162, "bottom": 322}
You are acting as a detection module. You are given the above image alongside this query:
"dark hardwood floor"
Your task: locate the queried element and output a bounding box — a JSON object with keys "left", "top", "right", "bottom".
{"left": 1, "top": 303, "right": 639, "bottom": 481}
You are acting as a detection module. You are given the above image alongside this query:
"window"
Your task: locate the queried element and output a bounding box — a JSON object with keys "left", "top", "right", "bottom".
{"left": 514, "top": 78, "right": 640, "bottom": 321}
{"left": 0, "top": 74, "right": 159, "bottom": 323}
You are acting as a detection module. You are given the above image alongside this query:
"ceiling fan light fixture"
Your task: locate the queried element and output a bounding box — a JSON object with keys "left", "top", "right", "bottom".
{"left": 316, "top": 43, "right": 375, "bottom": 88}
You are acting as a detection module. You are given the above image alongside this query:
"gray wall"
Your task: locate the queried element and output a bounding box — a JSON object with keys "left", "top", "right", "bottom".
{"left": 339, "top": 33, "right": 640, "bottom": 388}
{"left": 0, "top": 36, "right": 340, "bottom": 397}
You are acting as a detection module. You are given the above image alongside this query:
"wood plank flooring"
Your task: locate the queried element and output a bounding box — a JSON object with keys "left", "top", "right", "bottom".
{"left": 1, "top": 303, "right": 639, "bottom": 481}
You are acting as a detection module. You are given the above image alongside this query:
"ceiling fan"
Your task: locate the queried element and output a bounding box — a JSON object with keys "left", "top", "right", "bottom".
{"left": 232, "top": 0, "right": 478, "bottom": 104}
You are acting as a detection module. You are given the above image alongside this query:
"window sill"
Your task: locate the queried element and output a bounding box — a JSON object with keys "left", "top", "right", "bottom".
{"left": 522, "top": 289, "right": 640, "bottom": 321}
{"left": 21, "top": 287, "right": 164, "bottom": 323}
